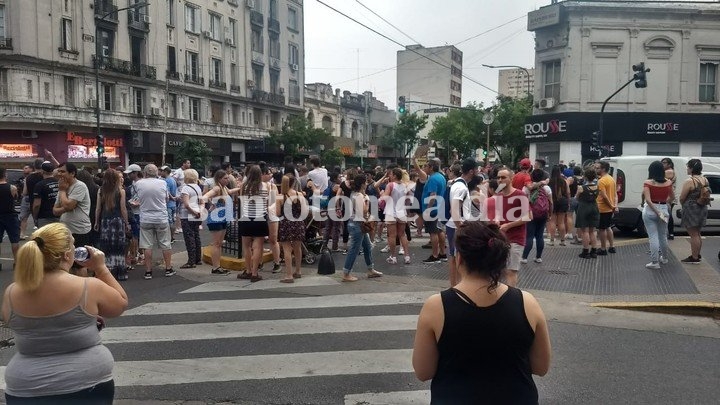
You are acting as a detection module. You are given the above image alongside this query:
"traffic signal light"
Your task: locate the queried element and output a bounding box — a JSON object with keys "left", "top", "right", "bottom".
{"left": 591, "top": 131, "right": 599, "bottom": 146}
{"left": 398, "top": 96, "right": 406, "bottom": 114}
{"left": 632, "top": 62, "right": 648, "bottom": 88}
{"left": 482, "top": 149, "right": 488, "bottom": 157}
{"left": 100, "top": 156, "right": 108, "bottom": 170}
{"left": 96, "top": 134, "right": 105, "bottom": 155}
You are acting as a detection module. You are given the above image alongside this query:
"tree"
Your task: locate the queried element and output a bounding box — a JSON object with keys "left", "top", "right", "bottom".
{"left": 267, "top": 115, "right": 330, "bottom": 158}
{"left": 490, "top": 95, "right": 532, "bottom": 166}
{"left": 320, "top": 148, "right": 345, "bottom": 169}
{"left": 386, "top": 112, "right": 428, "bottom": 158}
{"left": 429, "top": 102, "right": 486, "bottom": 160}
{"left": 175, "top": 137, "right": 212, "bottom": 169}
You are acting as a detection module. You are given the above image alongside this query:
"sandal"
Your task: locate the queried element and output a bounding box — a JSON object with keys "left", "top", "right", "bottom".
{"left": 180, "top": 263, "right": 195, "bottom": 269}
{"left": 342, "top": 275, "right": 359, "bottom": 282}
{"left": 250, "top": 274, "right": 263, "bottom": 283}
{"left": 237, "top": 271, "right": 251, "bottom": 279}
{"left": 292, "top": 273, "right": 302, "bottom": 279}
{"left": 279, "top": 278, "right": 294, "bottom": 283}
{"left": 367, "top": 270, "right": 383, "bottom": 278}
{"left": 211, "top": 267, "right": 230, "bottom": 275}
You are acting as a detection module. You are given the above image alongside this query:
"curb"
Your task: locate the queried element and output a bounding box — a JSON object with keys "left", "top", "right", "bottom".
{"left": 591, "top": 301, "right": 720, "bottom": 319}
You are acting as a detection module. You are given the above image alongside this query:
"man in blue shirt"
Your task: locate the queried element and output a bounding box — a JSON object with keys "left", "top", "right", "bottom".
{"left": 421, "top": 159, "right": 447, "bottom": 263}
{"left": 160, "top": 166, "right": 178, "bottom": 243}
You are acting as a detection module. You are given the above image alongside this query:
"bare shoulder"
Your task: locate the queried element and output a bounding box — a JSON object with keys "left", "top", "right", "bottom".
{"left": 521, "top": 290, "right": 544, "bottom": 328}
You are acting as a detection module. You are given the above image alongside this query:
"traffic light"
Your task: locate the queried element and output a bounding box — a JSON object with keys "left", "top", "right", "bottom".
{"left": 482, "top": 149, "right": 488, "bottom": 157}
{"left": 398, "top": 96, "right": 406, "bottom": 114}
{"left": 100, "top": 156, "right": 108, "bottom": 170}
{"left": 96, "top": 134, "right": 105, "bottom": 155}
{"left": 591, "top": 131, "right": 599, "bottom": 146}
{"left": 632, "top": 62, "right": 648, "bottom": 88}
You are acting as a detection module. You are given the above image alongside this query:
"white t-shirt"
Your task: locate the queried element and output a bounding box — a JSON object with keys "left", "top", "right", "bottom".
{"left": 179, "top": 184, "right": 202, "bottom": 220}
{"left": 308, "top": 167, "right": 329, "bottom": 193}
{"left": 135, "top": 178, "right": 169, "bottom": 224}
{"left": 56, "top": 180, "right": 92, "bottom": 234}
{"left": 172, "top": 168, "right": 185, "bottom": 188}
{"left": 446, "top": 178, "right": 471, "bottom": 229}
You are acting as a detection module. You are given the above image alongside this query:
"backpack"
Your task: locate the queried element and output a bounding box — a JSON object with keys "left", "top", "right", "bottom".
{"left": 443, "top": 178, "right": 467, "bottom": 222}
{"left": 693, "top": 177, "right": 712, "bottom": 206}
{"left": 319, "top": 185, "right": 333, "bottom": 210}
{"left": 578, "top": 184, "right": 599, "bottom": 203}
{"left": 529, "top": 187, "right": 550, "bottom": 219}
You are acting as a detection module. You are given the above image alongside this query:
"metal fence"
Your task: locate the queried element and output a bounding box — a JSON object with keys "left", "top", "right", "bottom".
{"left": 221, "top": 201, "right": 242, "bottom": 259}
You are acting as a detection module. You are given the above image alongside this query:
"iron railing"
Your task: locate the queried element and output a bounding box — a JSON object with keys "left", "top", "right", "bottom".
{"left": 250, "top": 11, "right": 264, "bottom": 27}
{"left": 268, "top": 18, "right": 280, "bottom": 34}
{"left": 94, "top": 0, "right": 118, "bottom": 22}
{"left": 209, "top": 79, "right": 226, "bottom": 90}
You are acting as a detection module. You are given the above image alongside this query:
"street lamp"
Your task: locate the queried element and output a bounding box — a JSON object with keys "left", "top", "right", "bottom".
{"left": 482, "top": 64, "right": 532, "bottom": 99}
{"left": 95, "top": 1, "right": 149, "bottom": 171}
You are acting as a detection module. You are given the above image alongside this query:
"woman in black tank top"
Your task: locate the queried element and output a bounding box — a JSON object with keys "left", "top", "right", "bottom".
{"left": 413, "top": 221, "right": 552, "bottom": 404}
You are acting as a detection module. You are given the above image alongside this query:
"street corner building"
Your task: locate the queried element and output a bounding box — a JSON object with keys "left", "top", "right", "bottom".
{"left": 524, "top": 0, "right": 720, "bottom": 165}
{"left": 0, "top": 0, "right": 307, "bottom": 169}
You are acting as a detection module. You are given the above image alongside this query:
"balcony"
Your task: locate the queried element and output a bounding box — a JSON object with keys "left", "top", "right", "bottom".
{"left": 252, "top": 89, "right": 285, "bottom": 106}
{"left": 94, "top": 1, "right": 118, "bottom": 22}
{"left": 184, "top": 73, "right": 204, "bottom": 86}
{"left": 209, "top": 80, "right": 226, "bottom": 90}
{"left": 0, "top": 38, "right": 12, "bottom": 50}
{"left": 230, "top": 84, "right": 242, "bottom": 93}
{"left": 92, "top": 55, "right": 156, "bottom": 80}
{"left": 288, "top": 96, "right": 300, "bottom": 106}
{"left": 128, "top": 10, "right": 150, "bottom": 31}
{"left": 228, "top": 0, "right": 239, "bottom": 6}
{"left": 250, "top": 11, "right": 264, "bottom": 27}
{"left": 166, "top": 70, "right": 181, "bottom": 81}
{"left": 268, "top": 18, "right": 280, "bottom": 34}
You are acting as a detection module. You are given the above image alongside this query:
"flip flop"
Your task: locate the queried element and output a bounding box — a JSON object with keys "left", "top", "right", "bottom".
{"left": 367, "top": 271, "right": 383, "bottom": 278}
{"left": 279, "top": 278, "right": 294, "bottom": 283}
{"left": 293, "top": 273, "right": 302, "bottom": 279}
{"left": 342, "top": 276, "right": 359, "bottom": 282}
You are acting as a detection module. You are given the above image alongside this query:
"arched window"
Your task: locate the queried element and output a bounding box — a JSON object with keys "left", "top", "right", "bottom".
{"left": 340, "top": 119, "right": 346, "bottom": 137}
{"left": 307, "top": 111, "right": 314, "bottom": 127}
{"left": 351, "top": 121, "right": 359, "bottom": 139}
{"left": 322, "top": 116, "right": 333, "bottom": 133}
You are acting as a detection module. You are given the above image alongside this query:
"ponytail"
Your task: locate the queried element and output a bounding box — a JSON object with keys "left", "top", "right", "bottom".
{"left": 14, "top": 240, "right": 46, "bottom": 291}
{"left": 14, "top": 223, "right": 73, "bottom": 291}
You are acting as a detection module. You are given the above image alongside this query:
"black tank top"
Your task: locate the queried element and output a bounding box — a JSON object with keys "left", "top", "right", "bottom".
{"left": 431, "top": 287, "right": 538, "bottom": 404}
{"left": 0, "top": 184, "right": 17, "bottom": 214}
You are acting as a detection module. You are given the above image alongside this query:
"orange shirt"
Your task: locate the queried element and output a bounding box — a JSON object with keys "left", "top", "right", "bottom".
{"left": 512, "top": 171, "right": 531, "bottom": 190}
{"left": 596, "top": 174, "right": 616, "bottom": 213}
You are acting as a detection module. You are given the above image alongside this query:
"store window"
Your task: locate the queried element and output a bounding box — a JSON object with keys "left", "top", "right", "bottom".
{"left": 536, "top": 142, "right": 560, "bottom": 167}
{"left": 646, "top": 142, "right": 679, "bottom": 156}
{"left": 702, "top": 142, "right": 720, "bottom": 157}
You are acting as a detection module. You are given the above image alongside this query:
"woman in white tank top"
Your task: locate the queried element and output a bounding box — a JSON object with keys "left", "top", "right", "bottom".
{"left": 383, "top": 168, "right": 411, "bottom": 265}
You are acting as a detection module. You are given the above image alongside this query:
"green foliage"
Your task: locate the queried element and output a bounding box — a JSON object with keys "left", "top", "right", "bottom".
{"left": 429, "top": 102, "right": 486, "bottom": 159}
{"left": 267, "top": 116, "right": 330, "bottom": 158}
{"left": 386, "top": 113, "right": 428, "bottom": 157}
{"left": 320, "top": 148, "right": 345, "bottom": 169}
{"left": 175, "top": 137, "right": 212, "bottom": 168}
{"left": 490, "top": 95, "right": 532, "bottom": 166}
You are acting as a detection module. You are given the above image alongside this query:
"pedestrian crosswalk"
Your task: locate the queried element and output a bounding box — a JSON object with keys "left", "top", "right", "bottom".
{"left": 0, "top": 277, "right": 435, "bottom": 404}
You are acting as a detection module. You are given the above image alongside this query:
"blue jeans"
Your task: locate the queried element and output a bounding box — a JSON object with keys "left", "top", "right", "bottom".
{"left": 343, "top": 221, "right": 374, "bottom": 275}
{"left": 167, "top": 206, "right": 177, "bottom": 228}
{"left": 523, "top": 217, "right": 547, "bottom": 260}
{"left": 642, "top": 204, "right": 669, "bottom": 262}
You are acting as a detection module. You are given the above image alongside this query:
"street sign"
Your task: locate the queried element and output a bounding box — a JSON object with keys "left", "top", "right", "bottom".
{"left": 483, "top": 112, "right": 495, "bottom": 125}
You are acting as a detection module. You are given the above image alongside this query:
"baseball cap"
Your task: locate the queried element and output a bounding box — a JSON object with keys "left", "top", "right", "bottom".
{"left": 41, "top": 161, "right": 56, "bottom": 173}
{"left": 520, "top": 158, "right": 532, "bottom": 169}
{"left": 160, "top": 165, "right": 171, "bottom": 172}
{"left": 124, "top": 164, "right": 142, "bottom": 174}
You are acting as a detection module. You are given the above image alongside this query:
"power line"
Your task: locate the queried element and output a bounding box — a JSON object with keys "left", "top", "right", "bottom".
{"left": 355, "top": 0, "right": 423, "bottom": 45}
{"left": 314, "top": 0, "right": 498, "bottom": 94}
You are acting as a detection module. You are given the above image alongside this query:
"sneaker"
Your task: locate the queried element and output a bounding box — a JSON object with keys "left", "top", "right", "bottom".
{"left": 438, "top": 254, "right": 448, "bottom": 262}
{"left": 559, "top": 240, "right": 566, "bottom": 246}
{"left": 548, "top": 240, "right": 555, "bottom": 246}
{"left": 211, "top": 267, "right": 230, "bottom": 275}
{"left": 680, "top": 256, "right": 701, "bottom": 264}
{"left": 645, "top": 262, "right": 661, "bottom": 269}
{"left": 659, "top": 256, "right": 669, "bottom": 264}
{"left": 164, "top": 268, "right": 176, "bottom": 277}
{"left": 33, "top": 226, "right": 38, "bottom": 230}
{"left": 386, "top": 256, "right": 397, "bottom": 264}
{"left": 423, "top": 255, "right": 441, "bottom": 263}
{"left": 520, "top": 258, "right": 528, "bottom": 264}
{"left": 398, "top": 247, "right": 405, "bottom": 255}
{"left": 175, "top": 228, "right": 183, "bottom": 234}
{"left": 534, "top": 258, "right": 543, "bottom": 263}
{"left": 272, "top": 263, "right": 282, "bottom": 273}
{"left": 380, "top": 245, "right": 390, "bottom": 253}
{"left": 341, "top": 249, "right": 348, "bottom": 255}
{"left": 144, "top": 271, "right": 152, "bottom": 280}
{"left": 596, "top": 249, "right": 608, "bottom": 256}
{"left": 608, "top": 247, "right": 617, "bottom": 254}
{"left": 404, "top": 256, "right": 411, "bottom": 264}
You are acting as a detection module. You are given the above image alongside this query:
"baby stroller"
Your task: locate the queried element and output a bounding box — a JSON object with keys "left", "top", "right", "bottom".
{"left": 302, "top": 208, "right": 326, "bottom": 264}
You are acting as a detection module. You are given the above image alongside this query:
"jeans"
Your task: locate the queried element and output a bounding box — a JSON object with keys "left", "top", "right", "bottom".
{"left": 167, "top": 206, "right": 177, "bottom": 228}
{"left": 324, "top": 217, "right": 342, "bottom": 249}
{"left": 642, "top": 204, "right": 669, "bottom": 262}
{"left": 523, "top": 217, "right": 547, "bottom": 259}
{"left": 343, "top": 221, "right": 374, "bottom": 274}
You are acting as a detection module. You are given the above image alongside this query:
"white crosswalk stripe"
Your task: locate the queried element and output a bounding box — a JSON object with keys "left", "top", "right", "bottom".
{"left": 0, "top": 284, "right": 434, "bottom": 403}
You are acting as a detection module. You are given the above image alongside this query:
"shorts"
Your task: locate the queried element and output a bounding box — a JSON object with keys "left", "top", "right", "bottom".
{"left": 130, "top": 214, "right": 140, "bottom": 238}
{"left": 553, "top": 198, "right": 569, "bottom": 214}
{"left": 446, "top": 226, "right": 456, "bottom": 256}
{"left": 0, "top": 214, "right": 20, "bottom": 244}
{"left": 207, "top": 222, "right": 228, "bottom": 232}
{"left": 18, "top": 197, "right": 32, "bottom": 221}
{"left": 425, "top": 219, "right": 445, "bottom": 234}
{"left": 598, "top": 212, "right": 614, "bottom": 230}
{"left": 506, "top": 243, "right": 523, "bottom": 271}
{"left": 239, "top": 218, "right": 269, "bottom": 237}
{"left": 139, "top": 222, "right": 172, "bottom": 250}
{"left": 167, "top": 207, "right": 176, "bottom": 227}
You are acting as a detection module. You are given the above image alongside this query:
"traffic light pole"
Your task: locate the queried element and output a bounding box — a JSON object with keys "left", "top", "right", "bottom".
{"left": 598, "top": 76, "right": 637, "bottom": 158}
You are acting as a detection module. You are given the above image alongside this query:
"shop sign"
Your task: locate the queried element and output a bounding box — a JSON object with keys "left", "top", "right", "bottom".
{"left": 168, "top": 140, "right": 184, "bottom": 147}
{"left": 581, "top": 142, "right": 623, "bottom": 157}
{"left": 68, "top": 145, "right": 119, "bottom": 159}
{"left": 527, "top": 4, "right": 561, "bottom": 31}
{"left": 66, "top": 132, "right": 124, "bottom": 148}
{"left": 368, "top": 144, "right": 377, "bottom": 158}
{"left": 646, "top": 122, "right": 679, "bottom": 136}
{"left": 0, "top": 144, "right": 36, "bottom": 159}
{"left": 339, "top": 146, "right": 353, "bottom": 156}
{"left": 524, "top": 119, "right": 568, "bottom": 139}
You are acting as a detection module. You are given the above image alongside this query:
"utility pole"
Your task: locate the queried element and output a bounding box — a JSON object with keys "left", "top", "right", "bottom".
{"left": 162, "top": 76, "right": 169, "bottom": 166}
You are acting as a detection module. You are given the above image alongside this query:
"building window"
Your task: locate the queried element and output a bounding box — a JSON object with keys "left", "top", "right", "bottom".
{"left": 270, "top": 71, "right": 279, "bottom": 94}
{"left": 451, "top": 81, "right": 461, "bottom": 92}
{"left": 98, "top": 29, "right": 114, "bottom": 57}
{"left": 451, "top": 51, "right": 462, "bottom": 64}
{"left": 647, "top": 142, "right": 679, "bottom": 157}
{"left": 133, "top": 88, "right": 144, "bottom": 114}
{"left": 289, "top": 79, "right": 300, "bottom": 105}
{"left": 63, "top": 0, "right": 71, "bottom": 14}
{"left": 211, "top": 58, "right": 222, "bottom": 84}
{"left": 166, "top": 0, "right": 175, "bottom": 25}
{"left": 63, "top": 77, "right": 74, "bottom": 106}
{"left": 450, "top": 94, "right": 461, "bottom": 106}
{"left": 228, "top": 18, "right": 237, "bottom": 45}
{"left": 209, "top": 13, "right": 221, "bottom": 41}
{"left": 44, "top": 82, "right": 50, "bottom": 102}
{"left": 185, "top": 4, "right": 199, "bottom": 33}
{"left": 699, "top": 62, "right": 717, "bottom": 102}
{"left": 167, "top": 46, "right": 177, "bottom": 74}
{"left": 169, "top": 93, "right": 177, "bottom": 118}
{"left": 251, "top": 28, "right": 263, "bottom": 53}
{"left": 289, "top": 44, "right": 298, "bottom": 65}
{"left": 26, "top": 80, "right": 33, "bottom": 99}
{"left": 102, "top": 83, "right": 113, "bottom": 111}
{"left": 0, "top": 5, "right": 6, "bottom": 39}
{"left": 253, "top": 66, "right": 263, "bottom": 89}
{"left": 230, "top": 63, "right": 238, "bottom": 86}
{"left": 186, "top": 51, "right": 199, "bottom": 81}
{"left": 543, "top": 60, "right": 561, "bottom": 100}
{"left": 189, "top": 97, "right": 201, "bottom": 121}
{"left": 269, "top": 0, "right": 278, "bottom": 19}
{"left": 269, "top": 37, "right": 280, "bottom": 59}
{"left": 0, "top": 70, "right": 6, "bottom": 99}
{"left": 61, "top": 18, "right": 73, "bottom": 51}
{"left": 287, "top": 7, "right": 298, "bottom": 31}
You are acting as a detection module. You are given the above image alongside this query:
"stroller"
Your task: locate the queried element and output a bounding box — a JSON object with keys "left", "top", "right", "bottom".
{"left": 302, "top": 208, "right": 326, "bottom": 264}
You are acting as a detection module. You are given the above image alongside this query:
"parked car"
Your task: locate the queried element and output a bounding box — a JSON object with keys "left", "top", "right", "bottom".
{"left": 601, "top": 156, "right": 720, "bottom": 235}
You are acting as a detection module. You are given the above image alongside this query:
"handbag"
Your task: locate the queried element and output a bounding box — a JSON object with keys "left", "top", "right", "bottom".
{"left": 317, "top": 244, "right": 335, "bottom": 275}
{"left": 360, "top": 216, "right": 376, "bottom": 234}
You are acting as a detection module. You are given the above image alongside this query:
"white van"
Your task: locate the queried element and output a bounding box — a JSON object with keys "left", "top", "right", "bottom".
{"left": 600, "top": 156, "right": 720, "bottom": 234}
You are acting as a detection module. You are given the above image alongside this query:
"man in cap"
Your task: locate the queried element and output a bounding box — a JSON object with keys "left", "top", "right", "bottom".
{"left": 135, "top": 164, "right": 175, "bottom": 279}
{"left": 32, "top": 161, "right": 60, "bottom": 227}
{"left": 160, "top": 165, "right": 178, "bottom": 243}
{"left": 445, "top": 158, "right": 476, "bottom": 286}
{"left": 125, "top": 164, "right": 143, "bottom": 265}
{"left": 512, "top": 158, "right": 533, "bottom": 190}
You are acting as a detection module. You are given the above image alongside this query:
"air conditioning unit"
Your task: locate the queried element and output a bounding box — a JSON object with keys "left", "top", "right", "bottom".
{"left": 142, "top": 14, "right": 151, "bottom": 24}
{"left": 247, "top": 79, "right": 255, "bottom": 88}
{"left": 538, "top": 97, "right": 556, "bottom": 110}
{"left": 246, "top": 0, "right": 256, "bottom": 9}
{"left": 225, "top": 37, "right": 234, "bottom": 46}
{"left": 203, "top": 31, "right": 212, "bottom": 38}
{"left": 279, "top": 87, "right": 285, "bottom": 95}
{"left": 290, "top": 63, "right": 299, "bottom": 71}
{"left": 151, "top": 107, "right": 162, "bottom": 116}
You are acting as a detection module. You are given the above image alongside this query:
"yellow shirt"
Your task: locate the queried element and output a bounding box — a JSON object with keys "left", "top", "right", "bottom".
{"left": 596, "top": 174, "right": 616, "bottom": 213}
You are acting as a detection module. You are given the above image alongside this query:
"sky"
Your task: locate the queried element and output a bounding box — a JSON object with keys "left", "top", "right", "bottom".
{"left": 304, "top": 0, "right": 550, "bottom": 109}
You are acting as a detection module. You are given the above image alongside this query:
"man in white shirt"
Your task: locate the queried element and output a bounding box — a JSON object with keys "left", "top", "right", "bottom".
{"left": 307, "top": 157, "right": 329, "bottom": 194}
{"left": 135, "top": 164, "right": 175, "bottom": 280}
{"left": 53, "top": 162, "right": 92, "bottom": 248}
{"left": 446, "top": 158, "right": 476, "bottom": 287}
